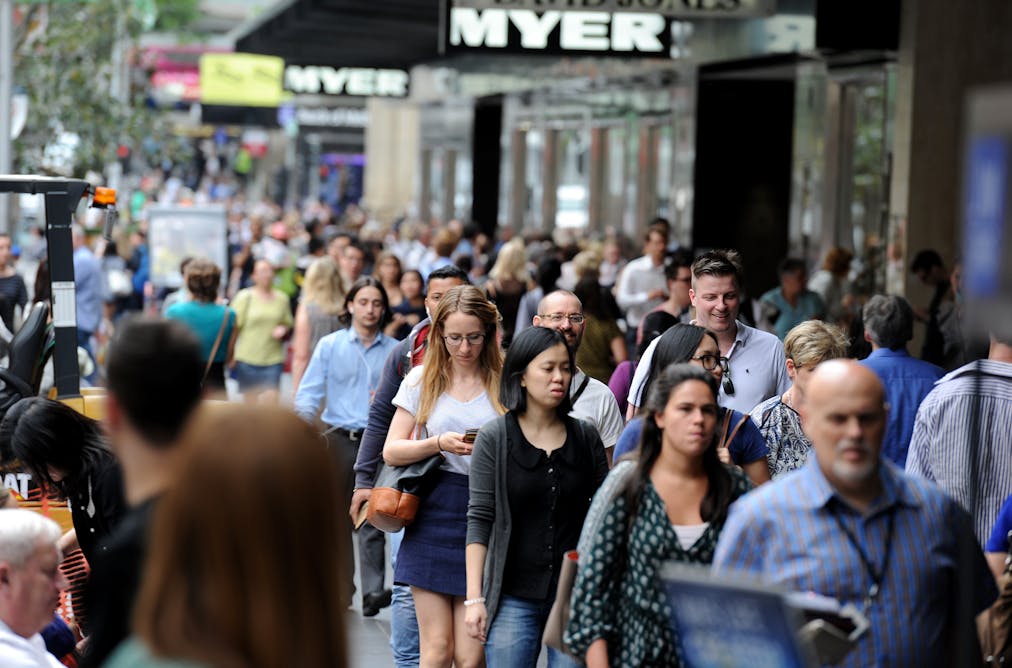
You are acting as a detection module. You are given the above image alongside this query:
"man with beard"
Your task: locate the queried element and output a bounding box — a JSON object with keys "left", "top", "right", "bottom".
{"left": 713, "top": 360, "right": 996, "bottom": 667}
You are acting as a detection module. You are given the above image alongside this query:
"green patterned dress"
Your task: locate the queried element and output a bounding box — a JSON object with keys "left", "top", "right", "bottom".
{"left": 564, "top": 461, "right": 753, "bottom": 666}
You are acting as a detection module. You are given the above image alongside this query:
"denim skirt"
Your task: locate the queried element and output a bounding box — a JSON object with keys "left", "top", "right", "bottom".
{"left": 394, "top": 470, "right": 468, "bottom": 597}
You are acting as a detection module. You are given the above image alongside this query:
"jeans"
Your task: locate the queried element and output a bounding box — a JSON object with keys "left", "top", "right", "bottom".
{"left": 389, "top": 528, "right": 420, "bottom": 667}
{"left": 234, "top": 361, "right": 282, "bottom": 392}
{"left": 485, "top": 595, "right": 583, "bottom": 668}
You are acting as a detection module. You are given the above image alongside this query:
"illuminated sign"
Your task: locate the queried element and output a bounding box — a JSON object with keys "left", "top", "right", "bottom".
{"left": 446, "top": 8, "right": 672, "bottom": 55}
{"left": 453, "top": 0, "right": 775, "bottom": 18}
{"left": 199, "top": 53, "right": 286, "bottom": 107}
{"left": 284, "top": 66, "right": 409, "bottom": 98}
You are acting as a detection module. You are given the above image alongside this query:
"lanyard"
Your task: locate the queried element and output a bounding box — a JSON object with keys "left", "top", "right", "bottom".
{"left": 829, "top": 503, "right": 896, "bottom": 612}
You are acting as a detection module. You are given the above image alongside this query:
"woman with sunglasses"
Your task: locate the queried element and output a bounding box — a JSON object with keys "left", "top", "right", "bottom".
{"left": 464, "top": 326, "right": 608, "bottom": 666}
{"left": 384, "top": 284, "right": 506, "bottom": 668}
{"left": 564, "top": 363, "right": 753, "bottom": 666}
{"left": 613, "top": 323, "right": 771, "bottom": 486}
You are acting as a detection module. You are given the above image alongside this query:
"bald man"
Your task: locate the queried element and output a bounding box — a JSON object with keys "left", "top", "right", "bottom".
{"left": 713, "top": 360, "right": 996, "bottom": 667}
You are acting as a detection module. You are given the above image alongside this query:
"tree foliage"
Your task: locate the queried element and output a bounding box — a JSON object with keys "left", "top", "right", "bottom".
{"left": 12, "top": 0, "right": 199, "bottom": 176}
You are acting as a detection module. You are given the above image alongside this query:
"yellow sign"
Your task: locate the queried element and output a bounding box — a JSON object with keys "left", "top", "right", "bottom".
{"left": 199, "top": 53, "right": 285, "bottom": 107}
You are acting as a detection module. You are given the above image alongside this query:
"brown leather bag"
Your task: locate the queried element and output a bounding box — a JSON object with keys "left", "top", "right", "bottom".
{"left": 366, "top": 423, "right": 443, "bottom": 533}
{"left": 978, "top": 530, "right": 1012, "bottom": 665}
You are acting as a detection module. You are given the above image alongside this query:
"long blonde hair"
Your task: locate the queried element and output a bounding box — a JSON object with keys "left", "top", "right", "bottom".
{"left": 488, "top": 238, "right": 530, "bottom": 284}
{"left": 302, "top": 257, "right": 345, "bottom": 315}
{"left": 416, "top": 285, "right": 505, "bottom": 425}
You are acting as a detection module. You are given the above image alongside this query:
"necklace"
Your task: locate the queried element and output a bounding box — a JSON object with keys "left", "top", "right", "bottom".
{"left": 828, "top": 504, "right": 896, "bottom": 613}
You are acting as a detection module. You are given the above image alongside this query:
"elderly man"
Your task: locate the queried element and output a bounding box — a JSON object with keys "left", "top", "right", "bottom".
{"left": 0, "top": 510, "right": 68, "bottom": 668}
{"left": 533, "top": 290, "right": 625, "bottom": 459}
{"left": 714, "top": 360, "right": 996, "bottom": 667}
{"left": 629, "top": 249, "right": 790, "bottom": 415}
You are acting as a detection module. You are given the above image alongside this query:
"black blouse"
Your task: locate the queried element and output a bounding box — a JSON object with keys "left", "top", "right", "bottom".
{"left": 69, "top": 452, "right": 127, "bottom": 564}
{"left": 501, "top": 412, "right": 602, "bottom": 601}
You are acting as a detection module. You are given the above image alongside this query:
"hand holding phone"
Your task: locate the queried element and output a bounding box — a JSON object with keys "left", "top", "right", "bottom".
{"left": 463, "top": 428, "right": 479, "bottom": 444}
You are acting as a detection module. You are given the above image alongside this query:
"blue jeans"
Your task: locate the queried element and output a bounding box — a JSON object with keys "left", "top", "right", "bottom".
{"left": 486, "top": 594, "right": 583, "bottom": 668}
{"left": 389, "top": 528, "right": 420, "bottom": 667}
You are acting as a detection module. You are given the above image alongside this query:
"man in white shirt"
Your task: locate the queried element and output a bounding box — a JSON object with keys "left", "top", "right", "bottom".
{"left": 0, "top": 510, "right": 68, "bottom": 668}
{"left": 533, "top": 291, "right": 625, "bottom": 462}
{"left": 615, "top": 224, "right": 669, "bottom": 349}
{"left": 629, "top": 249, "right": 790, "bottom": 415}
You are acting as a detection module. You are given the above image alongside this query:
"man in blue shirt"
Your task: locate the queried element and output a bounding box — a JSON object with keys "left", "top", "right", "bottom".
{"left": 713, "top": 360, "right": 995, "bottom": 667}
{"left": 72, "top": 225, "right": 102, "bottom": 381}
{"left": 294, "top": 276, "right": 399, "bottom": 616}
{"left": 859, "top": 295, "right": 943, "bottom": 467}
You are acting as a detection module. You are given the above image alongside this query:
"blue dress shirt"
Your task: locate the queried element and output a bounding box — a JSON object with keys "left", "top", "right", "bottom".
{"left": 713, "top": 456, "right": 996, "bottom": 668}
{"left": 860, "top": 347, "right": 943, "bottom": 467}
{"left": 73, "top": 246, "right": 103, "bottom": 333}
{"left": 294, "top": 327, "right": 399, "bottom": 430}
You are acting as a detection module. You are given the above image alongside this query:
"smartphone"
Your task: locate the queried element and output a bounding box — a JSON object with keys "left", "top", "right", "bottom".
{"left": 463, "top": 428, "right": 480, "bottom": 444}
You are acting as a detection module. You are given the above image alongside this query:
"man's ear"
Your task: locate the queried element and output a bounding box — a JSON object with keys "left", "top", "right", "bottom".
{"left": 532, "top": 315, "right": 541, "bottom": 327}
{"left": 688, "top": 288, "right": 697, "bottom": 307}
{"left": 0, "top": 562, "right": 13, "bottom": 588}
{"left": 864, "top": 330, "right": 872, "bottom": 343}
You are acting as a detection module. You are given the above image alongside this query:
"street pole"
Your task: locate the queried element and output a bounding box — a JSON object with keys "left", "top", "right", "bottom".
{"left": 0, "top": 0, "right": 14, "bottom": 233}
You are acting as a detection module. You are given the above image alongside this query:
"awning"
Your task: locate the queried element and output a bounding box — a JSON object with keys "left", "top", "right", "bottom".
{"left": 232, "top": 0, "right": 443, "bottom": 70}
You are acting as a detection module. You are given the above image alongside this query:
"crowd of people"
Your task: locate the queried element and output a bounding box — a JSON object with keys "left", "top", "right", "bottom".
{"left": 0, "top": 191, "right": 1008, "bottom": 668}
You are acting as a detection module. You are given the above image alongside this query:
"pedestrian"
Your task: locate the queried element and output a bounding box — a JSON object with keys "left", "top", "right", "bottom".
{"left": 484, "top": 238, "right": 531, "bottom": 350}
{"left": 290, "top": 256, "right": 345, "bottom": 395}
{"left": 294, "top": 276, "right": 398, "bottom": 616}
{"left": 573, "top": 275, "right": 627, "bottom": 384}
{"left": 383, "top": 284, "right": 505, "bottom": 668}
{"left": 103, "top": 405, "right": 348, "bottom": 668}
{"left": 0, "top": 510, "right": 68, "bottom": 668}
{"left": 0, "top": 233, "right": 28, "bottom": 336}
{"left": 389, "top": 269, "right": 426, "bottom": 340}
{"left": 230, "top": 259, "right": 293, "bottom": 404}
{"left": 759, "top": 257, "right": 826, "bottom": 340}
{"left": 613, "top": 323, "right": 771, "bottom": 486}
{"left": 808, "top": 247, "right": 854, "bottom": 327}
{"left": 465, "top": 327, "right": 608, "bottom": 666}
{"left": 752, "top": 319, "right": 849, "bottom": 479}
{"left": 165, "top": 258, "right": 236, "bottom": 398}
{"left": 714, "top": 360, "right": 996, "bottom": 667}
{"left": 615, "top": 224, "right": 668, "bottom": 354}
{"left": 564, "top": 364, "right": 753, "bottom": 666}
{"left": 374, "top": 251, "right": 405, "bottom": 310}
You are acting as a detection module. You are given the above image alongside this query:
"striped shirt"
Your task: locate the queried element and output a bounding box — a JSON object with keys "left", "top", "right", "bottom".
{"left": 905, "top": 359, "right": 1012, "bottom": 545}
{"left": 713, "top": 456, "right": 996, "bottom": 668}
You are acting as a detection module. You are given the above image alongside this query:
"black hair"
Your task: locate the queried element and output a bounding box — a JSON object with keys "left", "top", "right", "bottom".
{"left": 624, "top": 363, "right": 733, "bottom": 523}
{"left": 534, "top": 256, "right": 562, "bottom": 294}
{"left": 638, "top": 323, "right": 714, "bottom": 416}
{"left": 638, "top": 311, "right": 679, "bottom": 359}
{"left": 573, "top": 276, "right": 608, "bottom": 320}
{"left": 665, "top": 250, "right": 693, "bottom": 279}
{"left": 500, "top": 327, "right": 574, "bottom": 418}
{"left": 106, "top": 316, "right": 204, "bottom": 448}
{"left": 307, "top": 236, "right": 325, "bottom": 255}
{"left": 341, "top": 276, "right": 392, "bottom": 329}
{"left": 0, "top": 397, "right": 112, "bottom": 499}
{"left": 910, "top": 249, "right": 943, "bottom": 274}
{"left": 863, "top": 295, "right": 914, "bottom": 350}
{"left": 777, "top": 257, "right": 807, "bottom": 276}
{"left": 427, "top": 264, "right": 469, "bottom": 285}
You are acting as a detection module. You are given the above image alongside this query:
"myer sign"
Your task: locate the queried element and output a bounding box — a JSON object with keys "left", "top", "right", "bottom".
{"left": 446, "top": 8, "right": 672, "bottom": 56}
{"left": 284, "top": 65, "right": 409, "bottom": 98}
{"left": 453, "top": 0, "right": 775, "bottom": 18}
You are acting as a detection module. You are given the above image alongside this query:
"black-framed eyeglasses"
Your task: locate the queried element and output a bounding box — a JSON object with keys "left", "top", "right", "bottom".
{"left": 538, "top": 313, "right": 585, "bottom": 325}
{"left": 691, "top": 353, "right": 728, "bottom": 372}
{"left": 443, "top": 333, "right": 486, "bottom": 347}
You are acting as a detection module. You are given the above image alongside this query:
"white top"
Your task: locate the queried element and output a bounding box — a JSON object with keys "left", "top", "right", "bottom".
{"left": 615, "top": 254, "right": 667, "bottom": 327}
{"left": 673, "top": 522, "right": 710, "bottom": 551}
{"left": 393, "top": 365, "right": 501, "bottom": 475}
{"left": 629, "top": 320, "right": 791, "bottom": 415}
{"left": 569, "top": 369, "right": 624, "bottom": 450}
{"left": 0, "top": 620, "right": 64, "bottom": 668}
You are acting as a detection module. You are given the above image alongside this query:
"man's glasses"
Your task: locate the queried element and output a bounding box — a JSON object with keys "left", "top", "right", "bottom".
{"left": 538, "top": 313, "right": 585, "bottom": 325}
{"left": 691, "top": 353, "right": 728, "bottom": 372}
{"left": 443, "top": 333, "right": 486, "bottom": 347}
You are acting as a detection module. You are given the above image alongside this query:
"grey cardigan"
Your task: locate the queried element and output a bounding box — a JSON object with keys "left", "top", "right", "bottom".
{"left": 466, "top": 413, "right": 609, "bottom": 627}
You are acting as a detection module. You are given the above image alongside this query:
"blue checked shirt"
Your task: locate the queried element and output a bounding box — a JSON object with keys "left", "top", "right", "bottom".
{"left": 713, "top": 455, "right": 996, "bottom": 668}
{"left": 294, "top": 327, "right": 398, "bottom": 430}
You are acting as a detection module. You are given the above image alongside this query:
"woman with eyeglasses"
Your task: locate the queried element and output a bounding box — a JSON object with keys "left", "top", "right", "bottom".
{"left": 464, "top": 326, "right": 608, "bottom": 666}
{"left": 752, "top": 319, "right": 849, "bottom": 479}
{"left": 384, "top": 284, "right": 506, "bottom": 668}
{"left": 612, "top": 323, "right": 771, "bottom": 486}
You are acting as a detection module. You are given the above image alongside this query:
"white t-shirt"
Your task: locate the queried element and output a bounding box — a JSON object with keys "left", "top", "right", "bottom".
{"left": 393, "top": 365, "right": 501, "bottom": 475}
{"left": 0, "top": 620, "right": 64, "bottom": 668}
{"left": 570, "top": 369, "right": 624, "bottom": 450}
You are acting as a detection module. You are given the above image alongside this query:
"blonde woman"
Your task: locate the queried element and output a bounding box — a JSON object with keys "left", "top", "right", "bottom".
{"left": 383, "top": 285, "right": 505, "bottom": 668}
{"left": 290, "top": 257, "right": 346, "bottom": 395}
{"left": 485, "top": 238, "right": 531, "bottom": 349}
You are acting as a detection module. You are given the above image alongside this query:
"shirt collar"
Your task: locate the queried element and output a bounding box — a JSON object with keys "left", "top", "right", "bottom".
{"left": 867, "top": 347, "right": 911, "bottom": 360}
{"left": 347, "top": 327, "right": 385, "bottom": 348}
{"left": 797, "top": 454, "right": 921, "bottom": 515}
{"left": 937, "top": 358, "right": 1012, "bottom": 384}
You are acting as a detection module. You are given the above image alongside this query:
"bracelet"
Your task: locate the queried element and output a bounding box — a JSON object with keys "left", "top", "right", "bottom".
{"left": 436, "top": 434, "right": 443, "bottom": 451}
{"left": 463, "top": 597, "right": 486, "bottom": 607}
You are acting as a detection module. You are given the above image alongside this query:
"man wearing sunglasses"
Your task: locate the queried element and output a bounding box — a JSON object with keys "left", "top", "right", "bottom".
{"left": 629, "top": 249, "right": 790, "bottom": 415}
{"left": 534, "top": 290, "right": 625, "bottom": 463}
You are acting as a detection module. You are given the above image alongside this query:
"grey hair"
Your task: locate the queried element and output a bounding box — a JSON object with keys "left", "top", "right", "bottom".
{"left": 0, "top": 509, "right": 61, "bottom": 567}
{"left": 863, "top": 295, "right": 914, "bottom": 350}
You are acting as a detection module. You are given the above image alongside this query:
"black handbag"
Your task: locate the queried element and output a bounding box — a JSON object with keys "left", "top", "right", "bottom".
{"left": 367, "top": 424, "right": 444, "bottom": 533}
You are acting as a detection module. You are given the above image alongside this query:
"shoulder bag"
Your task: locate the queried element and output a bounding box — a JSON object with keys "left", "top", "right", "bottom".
{"left": 202, "top": 307, "right": 231, "bottom": 386}
{"left": 366, "top": 423, "right": 444, "bottom": 533}
{"left": 717, "top": 410, "right": 751, "bottom": 463}
{"left": 978, "top": 530, "right": 1012, "bottom": 665}
{"left": 543, "top": 550, "right": 582, "bottom": 660}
